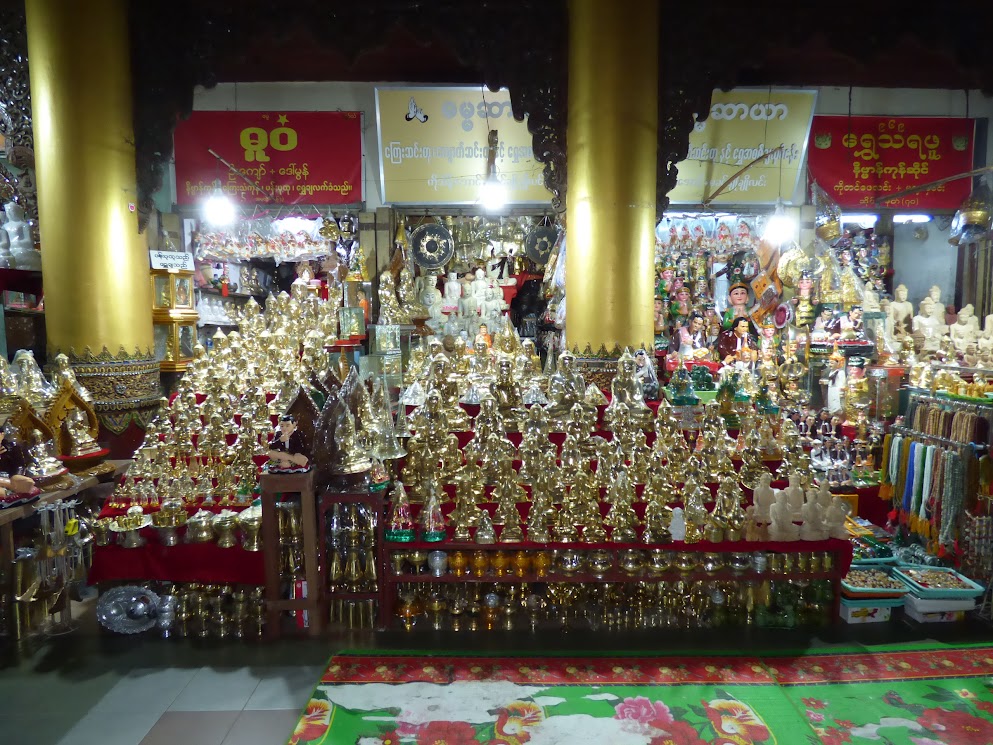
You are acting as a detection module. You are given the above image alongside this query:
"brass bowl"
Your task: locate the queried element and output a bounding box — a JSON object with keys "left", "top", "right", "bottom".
{"left": 618, "top": 549, "right": 645, "bottom": 574}
{"left": 674, "top": 552, "right": 698, "bottom": 572}
{"left": 646, "top": 549, "right": 673, "bottom": 574}
{"left": 586, "top": 549, "right": 613, "bottom": 577}
{"left": 236, "top": 509, "right": 263, "bottom": 551}
{"left": 557, "top": 549, "right": 583, "bottom": 574}
{"left": 185, "top": 515, "right": 214, "bottom": 544}
{"left": 701, "top": 552, "right": 723, "bottom": 574}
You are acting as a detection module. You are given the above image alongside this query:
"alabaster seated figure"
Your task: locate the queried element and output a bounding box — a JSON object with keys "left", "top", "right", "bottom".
{"left": 768, "top": 493, "right": 799, "bottom": 542}
{"left": 799, "top": 494, "right": 828, "bottom": 540}
{"left": 604, "top": 349, "right": 654, "bottom": 430}
{"left": 751, "top": 472, "right": 775, "bottom": 522}
{"left": 824, "top": 496, "right": 849, "bottom": 539}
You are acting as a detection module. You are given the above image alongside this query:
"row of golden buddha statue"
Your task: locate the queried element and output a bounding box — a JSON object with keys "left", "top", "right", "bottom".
{"left": 391, "top": 369, "right": 825, "bottom": 547}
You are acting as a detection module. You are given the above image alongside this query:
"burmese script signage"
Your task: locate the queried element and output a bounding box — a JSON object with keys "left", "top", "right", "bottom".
{"left": 806, "top": 116, "right": 975, "bottom": 209}
{"left": 670, "top": 89, "right": 817, "bottom": 205}
{"left": 174, "top": 111, "right": 362, "bottom": 206}
{"left": 375, "top": 86, "right": 551, "bottom": 205}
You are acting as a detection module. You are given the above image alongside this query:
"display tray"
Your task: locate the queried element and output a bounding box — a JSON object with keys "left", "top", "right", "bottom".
{"left": 892, "top": 566, "right": 985, "bottom": 599}
{"left": 841, "top": 566, "right": 911, "bottom": 599}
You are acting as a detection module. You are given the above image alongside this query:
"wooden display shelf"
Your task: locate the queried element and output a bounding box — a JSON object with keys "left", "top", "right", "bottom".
{"left": 196, "top": 286, "right": 267, "bottom": 299}
{"left": 259, "top": 471, "right": 323, "bottom": 639}
{"left": 388, "top": 569, "right": 837, "bottom": 584}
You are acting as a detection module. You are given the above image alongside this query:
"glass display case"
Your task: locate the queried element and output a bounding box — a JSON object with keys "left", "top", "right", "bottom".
{"left": 151, "top": 268, "right": 199, "bottom": 371}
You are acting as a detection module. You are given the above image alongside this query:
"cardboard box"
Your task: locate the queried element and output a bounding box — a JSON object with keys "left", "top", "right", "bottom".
{"left": 905, "top": 594, "right": 976, "bottom": 614}
{"left": 839, "top": 603, "right": 892, "bottom": 624}
{"left": 905, "top": 606, "right": 966, "bottom": 624}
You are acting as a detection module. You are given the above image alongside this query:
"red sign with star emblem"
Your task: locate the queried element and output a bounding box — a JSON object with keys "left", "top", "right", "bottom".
{"left": 174, "top": 110, "right": 362, "bottom": 205}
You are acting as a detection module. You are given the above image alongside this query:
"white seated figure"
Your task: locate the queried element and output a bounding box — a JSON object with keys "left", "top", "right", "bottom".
{"left": 470, "top": 267, "right": 490, "bottom": 301}
{"left": 442, "top": 271, "right": 462, "bottom": 313}
{"left": 751, "top": 472, "right": 775, "bottom": 523}
{"left": 668, "top": 507, "right": 686, "bottom": 541}
{"left": 0, "top": 212, "right": 13, "bottom": 268}
{"left": 824, "top": 496, "right": 850, "bottom": 539}
{"left": 799, "top": 493, "right": 828, "bottom": 540}
{"left": 768, "top": 492, "right": 799, "bottom": 541}
{"left": 913, "top": 297, "right": 947, "bottom": 354}
{"left": 4, "top": 202, "right": 40, "bottom": 271}
{"left": 785, "top": 474, "right": 805, "bottom": 521}
{"left": 481, "top": 287, "right": 506, "bottom": 329}
{"left": 949, "top": 304, "right": 981, "bottom": 355}
{"left": 424, "top": 288, "right": 446, "bottom": 333}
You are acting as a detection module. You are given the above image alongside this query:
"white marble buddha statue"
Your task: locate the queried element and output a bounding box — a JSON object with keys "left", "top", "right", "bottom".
{"left": 913, "top": 297, "right": 946, "bottom": 353}
{"left": 3, "top": 202, "right": 40, "bottom": 271}
{"left": 949, "top": 303, "right": 981, "bottom": 355}
{"left": 443, "top": 271, "right": 462, "bottom": 312}
{"left": 0, "top": 211, "right": 12, "bottom": 268}
{"left": 888, "top": 283, "right": 913, "bottom": 337}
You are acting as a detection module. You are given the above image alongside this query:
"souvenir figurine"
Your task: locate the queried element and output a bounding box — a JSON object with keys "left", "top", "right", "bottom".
{"left": 717, "top": 316, "right": 757, "bottom": 368}
{"left": 794, "top": 271, "right": 816, "bottom": 327}
{"left": 831, "top": 305, "right": 865, "bottom": 341}
{"left": 721, "top": 282, "right": 752, "bottom": 329}
{"left": 266, "top": 414, "right": 310, "bottom": 472}
{"left": 677, "top": 312, "right": 709, "bottom": 359}
{"left": 633, "top": 348, "right": 660, "bottom": 400}
{"left": 821, "top": 346, "right": 846, "bottom": 415}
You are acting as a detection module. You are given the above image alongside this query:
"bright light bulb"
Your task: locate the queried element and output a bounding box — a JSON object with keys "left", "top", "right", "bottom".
{"left": 203, "top": 187, "right": 236, "bottom": 226}
{"left": 892, "top": 214, "right": 932, "bottom": 224}
{"left": 480, "top": 174, "right": 506, "bottom": 212}
{"left": 840, "top": 213, "right": 878, "bottom": 228}
{"left": 762, "top": 213, "right": 796, "bottom": 245}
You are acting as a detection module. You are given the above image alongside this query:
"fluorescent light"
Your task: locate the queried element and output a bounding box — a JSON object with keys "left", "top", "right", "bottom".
{"left": 892, "top": 214, "right": 932, "bottom": 224}
{"left": 480, "top": 173, "right": 506, "bottom": 212}
{"left": 203, "top": 183, "right": 236, "bottom": 226}
{"left": 840, "top": 213, "right": 877, "bottom": 228}
{"left": 762, "top": 200, "right": 796, "bottom": 245}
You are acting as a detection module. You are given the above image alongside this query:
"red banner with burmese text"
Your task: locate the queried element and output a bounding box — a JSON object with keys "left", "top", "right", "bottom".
{"left": 806, "top": 115, "right": 974, "bottom": 210}
{"left": 174, "top": 111, "right": 362, "bottom": 206}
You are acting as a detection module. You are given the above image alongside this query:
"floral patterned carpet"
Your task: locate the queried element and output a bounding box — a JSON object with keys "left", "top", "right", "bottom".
{"left": 289, "top": 645, "right": 993, "bottom": 745}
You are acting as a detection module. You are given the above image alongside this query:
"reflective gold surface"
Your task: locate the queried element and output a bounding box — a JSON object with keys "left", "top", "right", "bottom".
{"left": 565, "top": 0, "right": 658, "bottom": 352}
{"left": 25, "top": 0, "right": 154, "bottom": 356}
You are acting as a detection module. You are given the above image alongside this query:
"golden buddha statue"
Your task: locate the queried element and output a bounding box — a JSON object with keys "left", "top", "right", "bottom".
{"left": 425, "top": 356, "right": 470, "bottom": 431}
{"left": 490, "top": 357, "right": 525, "bottom": 428}
{"left": 604, "top": 349, "right": 654, "bottom": 430}
{"left": 604, "top": 469, "right": 639, "bottom": 542}
{"left": 12, "top": 349, "right": 55, "bottom": 411}
{"left": 331, "top": 409, "right": 372, "bottom": 475}
{"left": 66, "top": 408, "right": 101, "bottom": 456}
{"left": 25, "top": 429, "right": 66, "bottom": 481}
{"left": 397, "top": 267, "right": 428, "bottom": 319}
{"left": 377, "top": 271, "right": 408, "bottom": 325}
{"left": 544, "top": 350, "right": 588, "bottom": 430}
{"left": 51, "top": 353, "right": 93, "bottom": 402}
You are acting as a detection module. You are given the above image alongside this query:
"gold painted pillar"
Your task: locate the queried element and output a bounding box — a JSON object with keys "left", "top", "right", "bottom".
{"left": 566, "top": 0, "right": 658, "bottom": 355}
{"left": 26, "top": 0, "right": 160, "bottom": 433}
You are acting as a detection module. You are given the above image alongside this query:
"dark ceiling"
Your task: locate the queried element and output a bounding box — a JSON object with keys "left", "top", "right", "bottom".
{"left": 117, "top": 0, "right": 993, "bottom": 216}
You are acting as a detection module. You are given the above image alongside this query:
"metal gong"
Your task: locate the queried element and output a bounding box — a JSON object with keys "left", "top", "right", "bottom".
{"left": 409, "top": 222, "right": 455, "bottom": 270}
{"left": 524, "top": 225, "right": 559, "bottom": 265}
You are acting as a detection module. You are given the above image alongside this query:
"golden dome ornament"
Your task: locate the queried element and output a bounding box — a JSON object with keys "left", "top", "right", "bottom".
{"left": 949, "top": 178, "right": 993, "bottom": 245}
{"left": 812, "top": 181, "right": 842, "bottom": 243}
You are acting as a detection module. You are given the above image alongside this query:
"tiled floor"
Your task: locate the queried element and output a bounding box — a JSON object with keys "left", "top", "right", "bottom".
{"left": 2, "top": 661, "right": 323, "bottom": 745}
{"left": 4, "top": 599, "right": 992, "bottom": 745}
